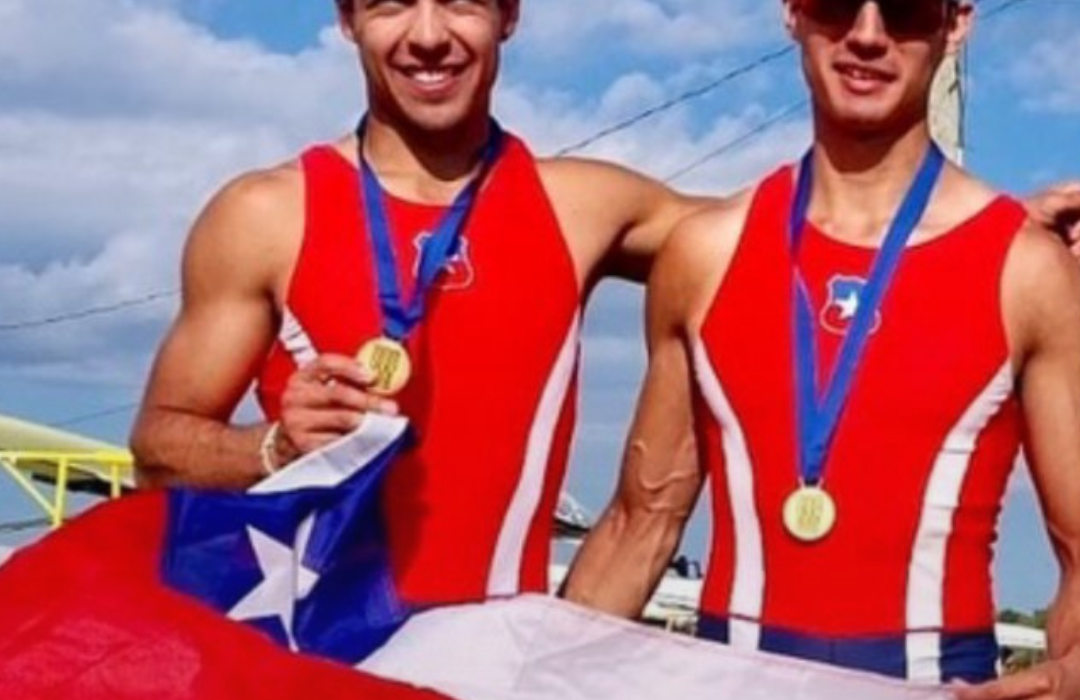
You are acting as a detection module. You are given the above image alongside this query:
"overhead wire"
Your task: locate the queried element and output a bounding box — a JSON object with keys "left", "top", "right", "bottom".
{"left": 554, "top": 45, "right": 796, "bottom": 157}
{"left": 0, "top": 290, "right": 178, "bottom": 333}
{"left": 49, "top": 402, "right": 142, "bottom": 429}
{"left": 29, "top": 2, "right": 1060, "bottom": 427}
{"left": 0, "top": 517, "right": 52, "bottom": 535}
{"left": 1, "top": 46, "right": 798, "bottom": 334}
{"left": 663, "top": 100, "right": 810, "bottom": 184}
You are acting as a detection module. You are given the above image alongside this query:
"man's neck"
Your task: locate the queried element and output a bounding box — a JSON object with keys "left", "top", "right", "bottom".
{"left": 809, "top": 116, "right": 936, "bottom": 245}
{"left": 361, "top": 109, "right": 493, "bottom": 205}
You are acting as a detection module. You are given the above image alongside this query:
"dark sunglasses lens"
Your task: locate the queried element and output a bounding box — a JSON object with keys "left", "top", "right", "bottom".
{"left": 802, "top": 0, "right": 864, "bottom": 26}
{"left": 802, "top": 0, "right": 949, "bottom": 35}
{"left": 879, "top": 0, "right": 948, "bottom": 34}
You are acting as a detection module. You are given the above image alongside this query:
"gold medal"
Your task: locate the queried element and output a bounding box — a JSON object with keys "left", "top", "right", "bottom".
{"left": 782, "top": 485, "right": 837, "bottom": 543}
{"left": 356, "top": 336, "right": 412, "bottom": 396}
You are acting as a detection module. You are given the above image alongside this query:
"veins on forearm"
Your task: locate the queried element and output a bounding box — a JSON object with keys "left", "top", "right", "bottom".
{"left": 135, "top": 409, "right": 262, "bottom": 490}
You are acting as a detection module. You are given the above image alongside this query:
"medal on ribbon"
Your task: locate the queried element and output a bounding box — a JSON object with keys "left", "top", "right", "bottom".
{"left": 355, "top": 118, "right": 503, "bottom": 396}
{"left": 786, "top": 144, "right": 945, "bottom": 543}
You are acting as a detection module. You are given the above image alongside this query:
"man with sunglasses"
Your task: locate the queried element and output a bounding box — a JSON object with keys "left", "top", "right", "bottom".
{"left": 566, "top": 1, "right": 1080, "bottom": 697}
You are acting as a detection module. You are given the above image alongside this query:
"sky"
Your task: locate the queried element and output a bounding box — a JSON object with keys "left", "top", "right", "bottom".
{"left": 1, "top": 0, "right": 1079, "bottom": 613}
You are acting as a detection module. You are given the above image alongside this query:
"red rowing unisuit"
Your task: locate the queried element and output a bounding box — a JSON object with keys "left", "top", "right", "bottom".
{"left": 256, "top": 135, "right": 581, "bottom": 607}
{"left": 692, "top": 166, "right": 1026, "bottom": 683}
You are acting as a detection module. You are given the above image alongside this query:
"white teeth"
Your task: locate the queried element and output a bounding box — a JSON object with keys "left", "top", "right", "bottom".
{"left": 843, "top": 66, "right": 883, "bottom": 81}
{"left": 411, "top": 70, "right": 451, "bottom": 85}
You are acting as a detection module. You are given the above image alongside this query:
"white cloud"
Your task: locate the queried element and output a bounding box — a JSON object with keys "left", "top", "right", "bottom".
{"left": 497, "top": 72, "right": 809, "bottom": 191}
{"left": 1014, "top": 32, "right": 1080, "bottom": 114}
{"left": 0, "top": 0, "right": 805, "bottom": 388}
{"left": 0, "top": 0, "right": 360, "bottom": 129}
{"left": 516, "top": 0, "right": 783, "bottom": 58}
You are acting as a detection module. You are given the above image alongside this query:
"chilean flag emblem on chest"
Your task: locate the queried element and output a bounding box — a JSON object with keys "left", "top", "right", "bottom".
{"left": 820, "top": 275, "right": 884, "bottom": 336}
{"left": 413, "top": 232, "right": 476, "bottom": 291}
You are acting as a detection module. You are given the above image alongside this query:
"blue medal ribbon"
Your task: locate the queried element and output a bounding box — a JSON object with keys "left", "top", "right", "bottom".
{"left": 790, "top": 144, "right": 945, "bottom": 487}
{"left": 358, "top": 118, "right": 504, "bottom": 342}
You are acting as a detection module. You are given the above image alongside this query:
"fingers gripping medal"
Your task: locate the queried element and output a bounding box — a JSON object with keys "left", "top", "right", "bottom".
{"left": 786, "top": 145, "right": 945, "bottom": 543}
{"left": 355, "top": 116, "right": 503, "bottom": 397}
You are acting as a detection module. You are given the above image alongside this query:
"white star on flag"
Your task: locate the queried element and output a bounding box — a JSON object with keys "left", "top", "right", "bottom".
{"left": 228, "top": 515, "right": 320, "bottom": 651}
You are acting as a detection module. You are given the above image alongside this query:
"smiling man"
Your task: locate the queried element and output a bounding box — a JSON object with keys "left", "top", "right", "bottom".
{"left": 566, "top": 0, "right": 1080, "bottom": 697}
{"left": 129, "top": 0, "right": 713, "bottom": 611}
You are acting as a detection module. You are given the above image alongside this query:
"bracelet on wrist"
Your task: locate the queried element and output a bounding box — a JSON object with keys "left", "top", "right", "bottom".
{"left": 259, "top": 422, "right": 282, "bottom": 476}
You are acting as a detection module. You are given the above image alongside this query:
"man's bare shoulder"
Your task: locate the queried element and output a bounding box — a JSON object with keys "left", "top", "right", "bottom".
{"left": 183, "top": 159, "right": 306, "bottom": 297}
{"left": 1004, "top": 218, "right": 1080, "bottom": 354}
{"left": 650, "top": 186, "right": 756, "bottom": 325}
{"left": 662, "top": 185, "right": 755, "bottom": 276}
{"left": 200, "top": 160, "right": 304, "bottom": 236}
{"left": 1006, "top": 220, "right": 1080, "bottom": 296}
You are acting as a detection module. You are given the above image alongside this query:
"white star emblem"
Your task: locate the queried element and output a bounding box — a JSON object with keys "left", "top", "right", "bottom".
{"left": 836, "top": 290, "right": 860, "bottom": 320}
{"left": 228, "top": 515, "right": 321, "bottom": 651}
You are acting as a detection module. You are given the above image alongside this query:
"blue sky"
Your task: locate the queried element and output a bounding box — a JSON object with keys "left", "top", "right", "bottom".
{"left": 1, "top": 0, "right": 1078, "bottom": 614}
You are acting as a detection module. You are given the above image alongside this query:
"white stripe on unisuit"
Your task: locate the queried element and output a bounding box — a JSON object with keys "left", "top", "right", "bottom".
{"left": 280, "top": 307, "right": 318, "bottom": 367}
{"left": 486, "top": 316, "right": 582, "bottom": 597}
{"left": 692, "top": 339, "right": 765, "bottom": 652}
{"left": 905, "top": 363, "right": 1015, "bottom": 683}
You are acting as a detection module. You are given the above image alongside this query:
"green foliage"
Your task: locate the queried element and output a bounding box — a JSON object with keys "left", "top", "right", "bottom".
{"left": 997, "top": 608, "right": 1048, "bottom": 630}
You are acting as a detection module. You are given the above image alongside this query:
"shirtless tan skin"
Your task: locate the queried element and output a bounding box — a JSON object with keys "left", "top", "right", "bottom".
{"left": 131, "top": 0, "right": 1078, "bottom": 491}
{"left": 565, "top": 2, "right": 1080, "bottom": 698}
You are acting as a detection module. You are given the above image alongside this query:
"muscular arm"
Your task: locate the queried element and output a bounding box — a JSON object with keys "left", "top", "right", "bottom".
{"left": 539, "top": 158, "right": 716, "bottom": 286}
{"left": 960, "top": 227, "right": 1080, "bottom": 700}
{"left": 131, "top": 166, "right": 412, "bottom": 491}
{"left": 563, "top": 201, "right": 747, "bottom": 618}
{"left": 1021, "top": 242, "right": 1080, "bottom": 665}
{"left": 130, "top": 171, "right": 296, "bottom": 489}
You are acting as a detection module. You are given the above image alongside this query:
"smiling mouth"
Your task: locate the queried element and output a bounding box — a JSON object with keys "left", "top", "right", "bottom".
{"left": 834, "top": 62, "right": 895, "bottom": 84}
{"left": 398, "top": 65, "right": 466, "bottom": 89}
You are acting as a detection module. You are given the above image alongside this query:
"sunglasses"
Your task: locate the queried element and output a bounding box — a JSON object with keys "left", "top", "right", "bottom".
{"left": 798, "top": 0, "right": 957, "bottom": 37}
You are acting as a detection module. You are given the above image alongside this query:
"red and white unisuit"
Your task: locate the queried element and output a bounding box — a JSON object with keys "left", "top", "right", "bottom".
{"left": 257, "top": 135, "right": 581, "bottom": 608}
{"left": 692, "top": 166, "right": 1026, "bottom": 683}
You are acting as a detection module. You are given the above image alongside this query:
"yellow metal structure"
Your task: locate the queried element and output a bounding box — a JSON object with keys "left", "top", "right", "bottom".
{"left": 0, "top": 451, "right": 134, "bottom": 528}
{"left": 0, "top": 413, "right": 134, "bottom": 529}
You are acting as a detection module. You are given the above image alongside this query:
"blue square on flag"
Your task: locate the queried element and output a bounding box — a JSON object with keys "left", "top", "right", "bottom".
{"left": 161, "top": 415, "right": 414, "bottom": 665}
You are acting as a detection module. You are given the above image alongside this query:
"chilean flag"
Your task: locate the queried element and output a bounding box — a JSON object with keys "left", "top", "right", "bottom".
{"left": 0, "top": 415, "right": 451, "bottom": 700}
{"left": 0, "top": 415, "right": 956, "bottom": 700}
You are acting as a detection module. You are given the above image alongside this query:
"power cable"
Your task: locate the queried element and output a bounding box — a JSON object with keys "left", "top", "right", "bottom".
{"left": 0, "top": 290, "right": 178, "bottom": 333}
{"left": 663, "top": 100, "right": 809, "bottom": 184}
{"left": 0, "top": 517, "right": 52, "bottom": 535}
{"left": 555, "top": 45, "right": 796, "bottom": 156}
{"left": 19, "top": 5, "right": 1059, "bottom": 429}
{"left": 49, "top": 402, "right": 141, "bottom": 429}
{"left": 981, "top": 0, "right": 1050, "bottom": 19}
{"left": 1, "top": 0, "right": 1063, "bottom": 333}
{"left": 1, "top": 49, "right": 799, "bottom": 331}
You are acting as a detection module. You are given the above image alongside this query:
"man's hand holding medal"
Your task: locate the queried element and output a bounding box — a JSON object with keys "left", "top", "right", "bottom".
{"left": 269, "top": 353, "right": 403, "bottom": 472}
